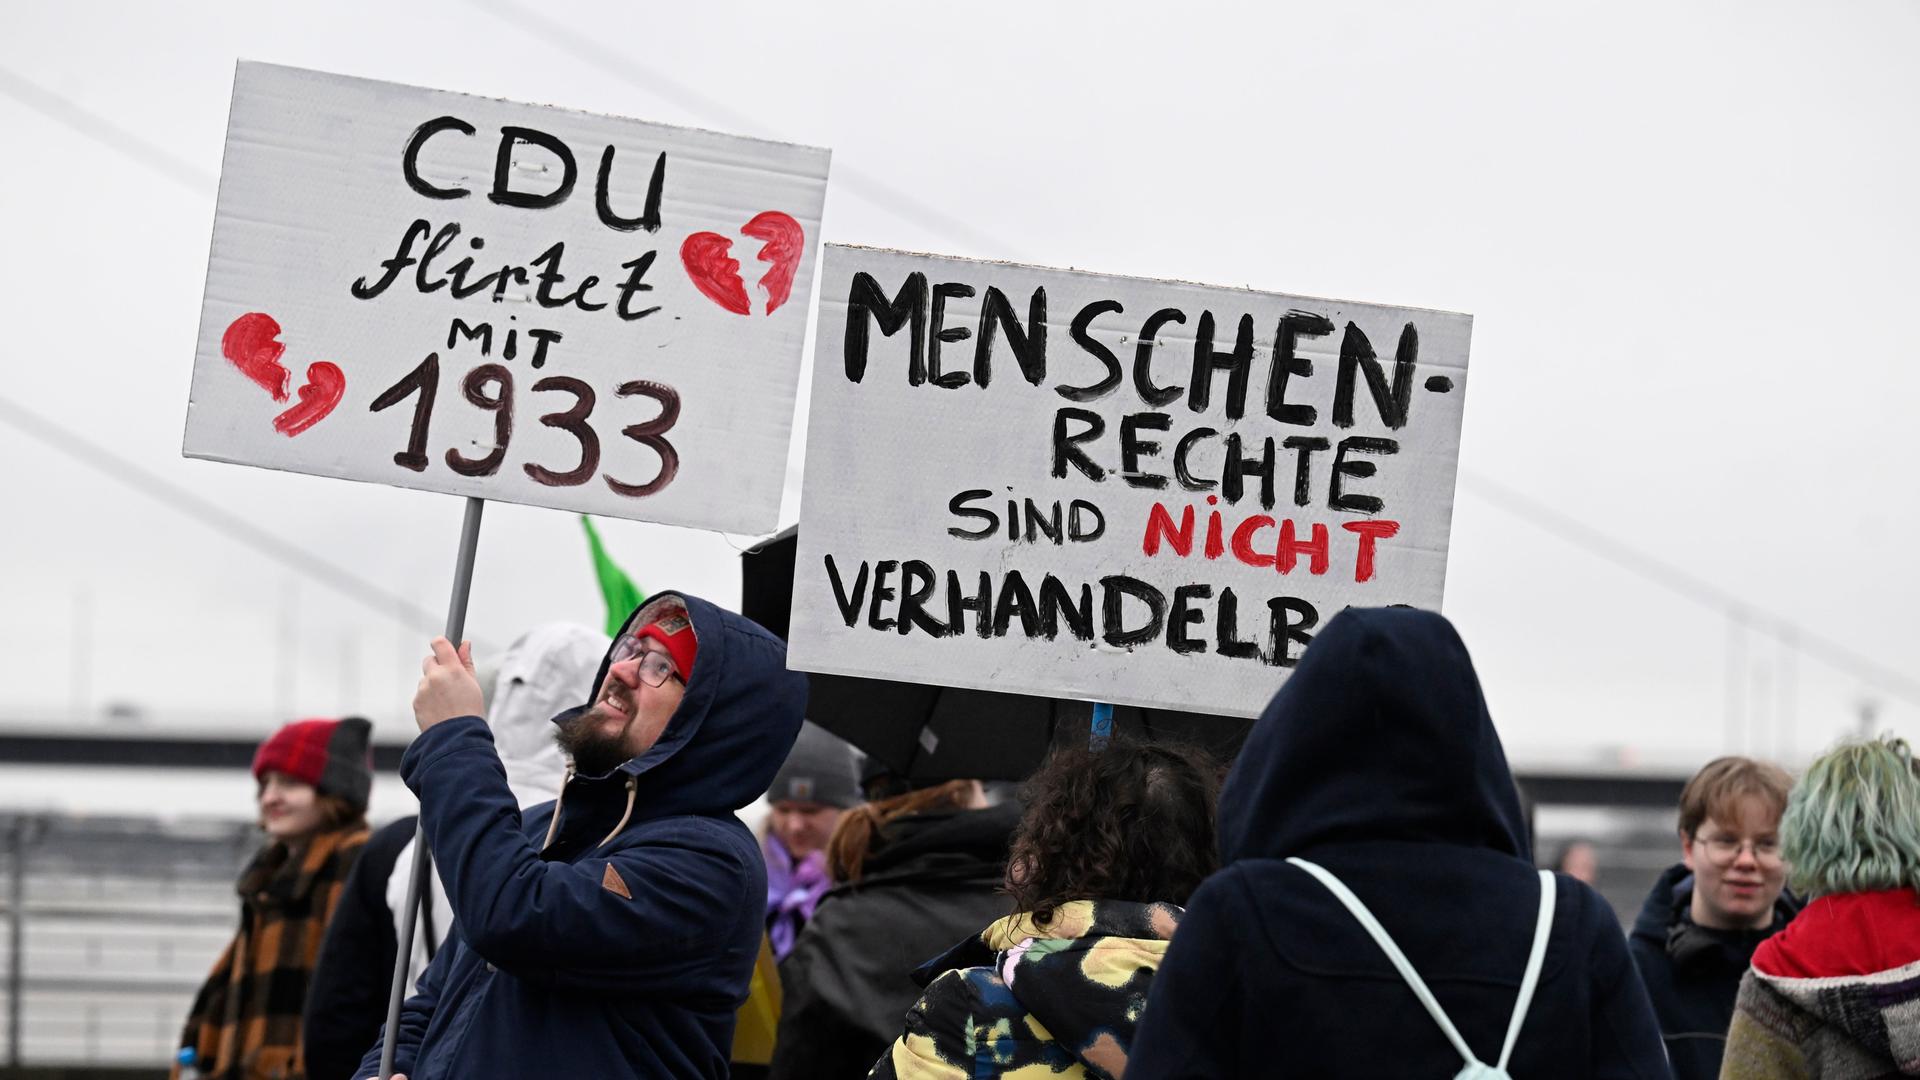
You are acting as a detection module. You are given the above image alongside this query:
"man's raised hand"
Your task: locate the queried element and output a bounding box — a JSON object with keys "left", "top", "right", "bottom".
{"left": 414, "top": 636, "right": 482, "bottom": 732}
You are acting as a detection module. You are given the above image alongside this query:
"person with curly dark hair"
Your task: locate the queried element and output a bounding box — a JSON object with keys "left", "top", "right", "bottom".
{"left": 867, "top": 735, "right": 1220, "bottom": 1079}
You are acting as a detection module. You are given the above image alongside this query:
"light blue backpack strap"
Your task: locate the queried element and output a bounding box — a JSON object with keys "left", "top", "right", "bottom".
{"left": 1286, "top": 857, "right": 1488, "bottom": 1071}
{"left": 1493, "top": 871, "right": 1557, "bottom": 1072}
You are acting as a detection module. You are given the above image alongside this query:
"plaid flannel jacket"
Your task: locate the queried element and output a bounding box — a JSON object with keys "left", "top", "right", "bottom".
{"left": 176, "top": 824, "right": 369, "bottom": 1080}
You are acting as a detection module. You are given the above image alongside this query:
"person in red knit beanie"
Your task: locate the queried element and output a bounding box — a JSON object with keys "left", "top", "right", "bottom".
{"left": 175, "top": 718, "right": 374, "bottom": 1080}
{"left": 362, "top": 591, "right": 808, "bottom": 1080}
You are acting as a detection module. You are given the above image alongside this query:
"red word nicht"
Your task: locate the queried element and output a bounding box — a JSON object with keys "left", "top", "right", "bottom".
{"left": 1142, "top": 496, "right": 1400, "bottom": 583}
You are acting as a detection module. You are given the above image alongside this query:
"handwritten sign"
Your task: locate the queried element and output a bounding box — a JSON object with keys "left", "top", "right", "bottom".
{"left": 789, "top": 246, "right": 1472, "bottom": 718}
{"left": 184, "top": 62, "right": 830, "bottom": 533}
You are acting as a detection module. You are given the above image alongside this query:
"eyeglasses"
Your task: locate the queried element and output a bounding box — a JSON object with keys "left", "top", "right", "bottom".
{"left": 1692, "top": 834, "right": 1783, "bottom": 867}
{"left": 607, "top": 637, "right": 682, "bottom": 688}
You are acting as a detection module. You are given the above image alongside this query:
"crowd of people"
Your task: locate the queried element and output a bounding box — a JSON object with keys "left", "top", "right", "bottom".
{"left": 169, "top": 594, "right": 1920, "bottom": 1079}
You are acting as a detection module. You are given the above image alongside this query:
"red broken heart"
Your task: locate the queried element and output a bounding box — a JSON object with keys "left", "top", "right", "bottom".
{"left": 679, "top": 211, "right": 804, "bottom": 316}
{"left": 274, "top": 362, "right": 346, "bottom": 436}
{"left": 220, "top": 312, "right": 345, "bottom": 437}
{"left": 222, "top": 312, "right": 290, "bottom": 399}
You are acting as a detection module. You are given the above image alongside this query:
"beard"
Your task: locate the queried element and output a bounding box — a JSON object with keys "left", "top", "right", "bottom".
{"left": 554, "top": 705, "right": 632, "bottom": 777}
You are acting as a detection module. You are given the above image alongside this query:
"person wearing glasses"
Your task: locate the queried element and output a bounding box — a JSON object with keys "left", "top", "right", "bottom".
{"left": 1628, "top": 756, "right": 1798, "bottom": 1080}
{"left": 302, "top": 623, "right": 606, "bottom": 1080}
{"left": 357, "top": 593, "right": 807, "bottom": 1080}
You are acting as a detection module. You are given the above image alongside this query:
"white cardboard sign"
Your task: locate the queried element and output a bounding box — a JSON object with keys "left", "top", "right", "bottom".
{"left": 790, "top": 246, "right": 1473, "bottom": 719}
{"left": 184, "top": 63, "right": 830, "bottom": 534}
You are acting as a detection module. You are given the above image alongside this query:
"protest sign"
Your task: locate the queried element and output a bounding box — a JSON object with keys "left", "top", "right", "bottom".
{"left": 789, "top": 246, "right": 1472, "bottom": 719}
{"left": 184, "top": 62, "right": 829, "bottom": 534}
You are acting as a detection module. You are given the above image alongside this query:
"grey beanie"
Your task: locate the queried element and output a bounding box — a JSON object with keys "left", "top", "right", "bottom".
{"left": 767, "top": 721, "right": 862, "bottom": 809}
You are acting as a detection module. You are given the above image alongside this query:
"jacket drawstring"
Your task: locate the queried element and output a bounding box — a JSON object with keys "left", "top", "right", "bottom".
{"left": 596, "top": 776, "right": 637, "bottom": 851}
{"left": 541, "top": 765, "right": 575, "bottom": 852}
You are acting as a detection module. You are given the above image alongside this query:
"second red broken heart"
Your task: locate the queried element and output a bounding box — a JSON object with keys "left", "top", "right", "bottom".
{"left": 679, "top": 211, "right": 805, "bottom": 316}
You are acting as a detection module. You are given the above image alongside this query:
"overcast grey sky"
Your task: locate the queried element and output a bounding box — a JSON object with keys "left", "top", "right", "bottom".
{"left": 2, "top": 0, "right": 1915, "bottom": 794}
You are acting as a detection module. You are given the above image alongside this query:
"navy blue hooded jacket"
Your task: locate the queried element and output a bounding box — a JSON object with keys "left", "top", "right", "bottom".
{"left": 1628, "top": 863, "right": 1796, "bottom": 1080}
{"left": 355, "top": 593, "right": 806, "bottom": 1080}
{"left": 1129, "top": 607, "right": 1670, "bottom": 1080}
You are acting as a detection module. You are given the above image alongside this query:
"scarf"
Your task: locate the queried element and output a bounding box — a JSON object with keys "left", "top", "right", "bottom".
{"left": 175, "top": 824, "right": 368, "bottom": 1080}
{"left": 764, "top": 832, "right": 831, "bottom": 960}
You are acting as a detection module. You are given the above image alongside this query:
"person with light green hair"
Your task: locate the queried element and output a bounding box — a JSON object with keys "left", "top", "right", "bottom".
{"left": 1721, "top": 735, "right": 1920, "bottom": 1079}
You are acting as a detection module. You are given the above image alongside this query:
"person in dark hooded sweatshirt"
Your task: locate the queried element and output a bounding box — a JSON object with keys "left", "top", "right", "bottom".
{"left": 356, "top": 593, "right": 806, "bottom": 1080}
{"left": 1128, "top": 606, "right": 1669, "bottom": 1080}
{"left": 1627, "top": 756, "right": 1796, "bottom": 1080}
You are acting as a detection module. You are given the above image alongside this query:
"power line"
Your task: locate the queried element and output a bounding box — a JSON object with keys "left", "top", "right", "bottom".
{"left": 0, "top": 67, "right": 449, "bottom": 640}
{"left": 0, "top": 68, "right": 216, "bottom": 195}
{"left": 472, "top": 9, "right": 1920, "bottom": 712}
{"left": 4, "top": 55, "right": 1914, "bottom": 713}
{"left": 1460, "top": 469, "right": 1920, "bottom": 709}
{"left": 467, "top": 0, "right": 1027, "bottom": 261}
{"left": 0, "top": 395, "right": 446, "bottom": 636}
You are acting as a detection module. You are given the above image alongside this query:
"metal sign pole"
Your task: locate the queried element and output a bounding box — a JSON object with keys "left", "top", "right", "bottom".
{"left": 378, "top": 495, "right": 484, "bottom": 1080}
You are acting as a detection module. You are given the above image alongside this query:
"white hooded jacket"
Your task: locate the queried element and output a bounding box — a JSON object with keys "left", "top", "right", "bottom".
{"left": 384, "top": 622, "right": 607, "bottom": 991}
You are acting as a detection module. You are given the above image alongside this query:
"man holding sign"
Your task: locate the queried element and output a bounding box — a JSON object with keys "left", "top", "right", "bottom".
{"left": 357, "top": 593, "right": 806, "bottom": 1080}
{"left": 177, "top": 61, "right": 828, "bottom": 1080}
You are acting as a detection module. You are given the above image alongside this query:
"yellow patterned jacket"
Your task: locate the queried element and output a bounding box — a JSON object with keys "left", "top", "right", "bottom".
{"left": 869, "top": 900, "right": 1181, "bottom": 1080}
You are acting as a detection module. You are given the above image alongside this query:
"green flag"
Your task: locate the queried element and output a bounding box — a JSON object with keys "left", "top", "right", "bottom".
{"left": 581, "top": 516, "right": 645, "bottom": 636}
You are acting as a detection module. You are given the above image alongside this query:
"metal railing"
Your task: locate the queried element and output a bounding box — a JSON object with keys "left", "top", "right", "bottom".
{"left": 3, "top": 814, "right": 256, "bottom": 1069}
